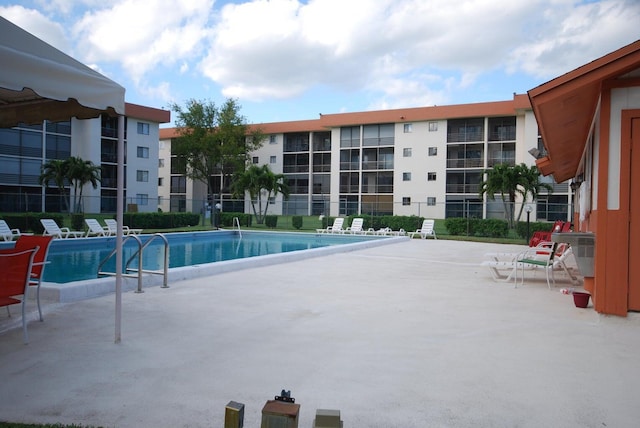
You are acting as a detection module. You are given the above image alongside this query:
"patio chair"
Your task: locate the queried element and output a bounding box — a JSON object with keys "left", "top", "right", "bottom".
{"left": 0, "top": 235, "right": 54, "bottom": 322}
{"left": 409, "top": 219, "right": 437, "bottom": 239}
{"left": 85, "top": 219, "right": 109, "bottom": 237}
{"left": 0, "top": 246, "right": 38, "bottom": 343}
{"left": 104, "top": 219, "right": 142, "bottom": 236}
{"left": 316, "top": 217, "right": 344, "bottom": 234}
{"left": 40, "top": 218, "right": 84, "bottom": 238}
{"left": 0, "top": 219, "right": 31, "bottom": 241}
{"left": 515, "top": 243, "right": 578, "bottom": 289}
{"left": 345, "top": 218, "right": 365, "bottom": 234}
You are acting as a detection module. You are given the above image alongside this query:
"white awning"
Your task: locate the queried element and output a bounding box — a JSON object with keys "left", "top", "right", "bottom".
{"left": 0, "top": 16, "right": 125, "bottom": 127}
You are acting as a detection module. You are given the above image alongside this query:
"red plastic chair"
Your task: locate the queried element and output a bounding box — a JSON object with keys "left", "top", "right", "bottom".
{"left": 0, "top": 247, "right": 38, "bottom": 343}
{"left": 9, "top": 235, "right": 54, "bottom": 321}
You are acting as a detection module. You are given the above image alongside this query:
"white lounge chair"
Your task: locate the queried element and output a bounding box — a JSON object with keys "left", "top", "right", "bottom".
{"left": 409, "top": 219, "right": 437, "bottom": 239}
{"left": 345, "top": 218, "right": 365, "bottom": 234}
{"left": 482, "top": 243, "right": 578, "bottom": 287}
{"left": 515, "top": 243, "right": 578, "bottom": 288}
{"left": 0, "top": 219, "right": 31, "bottom": 241}
{"left": 40, "top": 219, "right": 84, "bottom": 239}
{"left": 316, "top": 217, "right": 344, "bottom": 234}
{"left": 104, "top": 219, "right": 142, "bottom": 236}
{"left": 84, "top": 218, "right": 109, "bottom": 237}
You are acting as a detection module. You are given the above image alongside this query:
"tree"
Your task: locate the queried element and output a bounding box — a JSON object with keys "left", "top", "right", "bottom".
{"left": 170, "top": 98, "right": 265, "bottom": 225}
{"left": 479, "top": 163, "right": 525, "bottom": 229}
{"left": 66, "top": 156, "right": 101, "bottom": 213}
{"left": 231, "top": 164, "right": 290, "bottom": 224}
{"left": 39, "top": 159, "right": 70, "bottom": 212}
{"left": 39, "top": 156, "right": 101, "bottom": 213}
{"left": 516, "top": 164, "right": 553, "bottom": 222}
{"left": 479, "top": 163, "right": 552, "bottom": 228}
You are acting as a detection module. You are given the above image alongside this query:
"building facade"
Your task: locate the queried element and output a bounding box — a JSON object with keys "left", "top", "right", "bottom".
{"left": 0, "top": 103, "right": 170, "bottom": 213}
{"left": 159, "top": 94, "right": 570, "bottom": 221}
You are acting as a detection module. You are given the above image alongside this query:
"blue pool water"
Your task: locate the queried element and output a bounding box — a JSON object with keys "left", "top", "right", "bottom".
{"left": 38, "top": 230, "right": 385, "bottom": 284}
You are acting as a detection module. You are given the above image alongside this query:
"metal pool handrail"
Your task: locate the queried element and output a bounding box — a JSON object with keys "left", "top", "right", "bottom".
{"left": 97, "top": 233, "right": 169, "bottom": 292}
{"left": 233, "top": 217, "right": 242, "bottom": 238}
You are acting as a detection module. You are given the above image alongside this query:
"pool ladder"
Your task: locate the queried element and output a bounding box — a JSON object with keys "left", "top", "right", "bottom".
{"left": 233, "top": 216, "right": 242, "bottom": 238}
{"left": 97, "top": 233, "right": 169, "bottom": 293}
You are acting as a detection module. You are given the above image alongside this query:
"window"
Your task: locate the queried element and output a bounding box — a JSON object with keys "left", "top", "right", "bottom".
{"left": 269, "top": 135, "right": 277, "bottom": 144}
{"left": 403, "top": 172, "right": 411, "bottom": 181}
{"left": 427, "top": 197, "right": 436, "bottom": 206}
{"left": 158, "top": 158, "right": 165, "bottom": 168}
{"left": 403, "top": 123, "right": 412, "bottom": 133}
{"left": 363, "top": 123, "right": 394, "bottom": 146}
{"left": 429, "top": 122, "right": 438, "bottom": 132}
{"left": 137, "top": 146, "right": 149, "bottom": 158}
{"left": 402, "top": 197, "right": 411, "bottom": 206}
{"left": 158, "top": 177, "right": 163, "bottom": 186}
{"left": 137, "top": 122, "right": 149, "bottom": 135}
{"left": 403, "top": 148, "right": 412, "bottom": 157}
{"left": 269, "top": 196, "right": 276, "bottom": 205}
{"left": 252, "top": 156, "right": 259, "bottom": 164}
{"left": 428, "top": 147, "right": 437, "bottom": 156}
{"left": 136, "top": 194, "right": 149, "bottom": 205}
{"left": 170, "top": 176, "right": 186, "bottom": 193}
{"left": 270, "top": 155, "right": 276, "bottom": 164}
{"left": 136, "top": 170, "right": 149, "bottom": 182}
{"left": 427, "top": 172, "right": 437, "bottom": 181}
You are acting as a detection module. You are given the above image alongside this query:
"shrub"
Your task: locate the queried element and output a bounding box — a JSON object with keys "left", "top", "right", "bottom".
{"left": 515, "top": 220, "right": 555, "bottom": 239}
{"left": 1, "top": 213, "right": 65, "bottom": 234}
{"left": 219, "top": 212, "right": 252, "bottom": 227}
{"left": 292, "top": 216, "right": 303, "bottom": 229}
{"left": 265, "top": 215, "right": 278, "bottom": 228}
{"left": 70, "top": 213, "right": 85, "bottom": 231}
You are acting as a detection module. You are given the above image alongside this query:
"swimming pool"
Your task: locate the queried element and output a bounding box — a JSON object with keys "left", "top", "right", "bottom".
{"left": 35, "top": 230, "right": 396, "bottom": 284}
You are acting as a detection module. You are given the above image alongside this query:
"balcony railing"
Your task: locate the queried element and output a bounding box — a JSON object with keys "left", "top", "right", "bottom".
{"left": 446, "top": 183, "right": 481, "bottom": 194}
{"left": 362, "top": 160, "right": 394, "bottom": 170}
{"left": 446, "top": 158, "right": 483, "bottom": 168}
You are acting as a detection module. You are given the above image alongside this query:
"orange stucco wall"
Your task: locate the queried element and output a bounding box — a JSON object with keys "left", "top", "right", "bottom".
{"left": 588, "top": 87, "right": 640, "bottom": 316}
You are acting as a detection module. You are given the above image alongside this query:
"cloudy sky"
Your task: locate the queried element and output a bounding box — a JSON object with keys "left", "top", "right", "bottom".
{"left": 1, "top": 0, "right": 639, "bottom": 125}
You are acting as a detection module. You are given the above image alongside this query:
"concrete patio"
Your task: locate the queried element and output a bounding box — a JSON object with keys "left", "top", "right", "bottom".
{"left": 1, "top": 239, "right": 639, "bottom": 427}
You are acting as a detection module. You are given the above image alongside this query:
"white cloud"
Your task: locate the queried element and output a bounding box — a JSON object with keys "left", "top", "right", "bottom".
{"left": 6, "top": 0, "right": 638, "bottom": 113}
{"left": 507, "top": 0, "right": 640, "bottom": 79}
{"left": 72, "top": 0, "right": 214, "bottom": 82}
{"left": 197, "top": 0, "right": 557, "bottom": 105}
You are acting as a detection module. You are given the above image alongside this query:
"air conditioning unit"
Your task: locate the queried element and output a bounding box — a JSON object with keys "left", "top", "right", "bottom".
{"left": 313, "top": 409, "right": 343, "bottom": 428}
{"left": 261, "top": 400, "right": 300, "bottom": 428}
{"left": 224, "top": 401, "right": 244, "bottom": 428}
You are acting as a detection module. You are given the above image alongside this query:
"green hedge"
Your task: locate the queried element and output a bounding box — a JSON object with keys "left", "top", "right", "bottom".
{"left": 515, "top": 220, "right": 557, "bottom": 239}
{"left": 265, "top": 215, "right": 278, "bottom": 228}
{"left": 445, "top": 218, "right": 509, "bottom": 238}
{"left": 120, "top": 212, "right": 200, "bottom": 229}
{"left": 343, "top": 215, "right": 424, "bottom": 232}
{"left": 219, "top": 212, "right": 253, "bottom": 227}
{"left": 1, "top": 213, "right": 65, "bottom": 234}
{"left": 292, "top": 216, "right": 303, "bottom": 229}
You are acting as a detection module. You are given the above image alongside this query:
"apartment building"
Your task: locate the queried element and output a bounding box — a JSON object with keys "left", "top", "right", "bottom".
{"left": 0, "top": 103, "right": 170, "bottom": 213}
{"left": 159, "top": 94, "right": 571, "bottom": 221}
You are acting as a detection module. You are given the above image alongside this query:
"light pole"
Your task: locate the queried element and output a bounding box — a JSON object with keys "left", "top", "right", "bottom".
{"left": 525, "top": 204, "right": 533, "bottom": 244}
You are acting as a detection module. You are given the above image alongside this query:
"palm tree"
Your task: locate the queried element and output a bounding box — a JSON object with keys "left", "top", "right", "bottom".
{"left": 516, "top": 164, "right": 553, "bottom": 222}
{"left": 39, "top": 159, "right": 70, "bottom": 212}
{"left": 479, "top": 163, "right": 525, "bottom": 229}
{"left": 231, "top": 164, "right": 289, "bottom": 224}
{"left": 67, "top": 156, "right": 101, "bottom": 213}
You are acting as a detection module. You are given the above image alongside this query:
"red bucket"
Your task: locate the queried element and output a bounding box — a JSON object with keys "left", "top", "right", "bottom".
{"left": 573, "top": 292, "right": 591, "bottom": 308}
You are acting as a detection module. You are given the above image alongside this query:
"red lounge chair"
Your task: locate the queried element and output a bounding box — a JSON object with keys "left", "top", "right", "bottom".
{"left": 0, "top": 247, "right": 38, "bottom": 343}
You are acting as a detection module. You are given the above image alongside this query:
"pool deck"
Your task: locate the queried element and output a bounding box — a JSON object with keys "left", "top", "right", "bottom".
{"left": 1, "top": 239, "right": 640, "bottom": 427}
